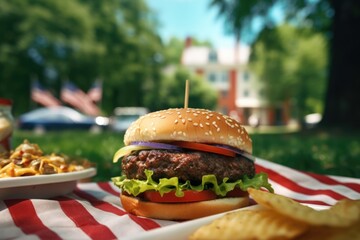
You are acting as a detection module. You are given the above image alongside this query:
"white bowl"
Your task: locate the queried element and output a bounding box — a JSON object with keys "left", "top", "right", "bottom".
{"left": 0, "top": 168, "right": 96, "bottom": 199}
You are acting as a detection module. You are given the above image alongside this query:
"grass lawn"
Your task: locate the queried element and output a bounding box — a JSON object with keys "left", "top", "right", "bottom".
{"left": 12, "top": 129, "right": 360, "bottom": 182}
{"left": 251, "top": 130, "right": 360, "bottom": 178}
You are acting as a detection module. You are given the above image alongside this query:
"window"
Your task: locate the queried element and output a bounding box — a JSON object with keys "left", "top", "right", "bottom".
{"left": 221, "top": 71, "right": 228, "bottom": 83}
{"left": 208, "top": 50, "right": 217, "bottom": 63}
{"left": 243, "top": 71, "right": 250, "bottom": 81}
{"left": 208, "top": 72, "right": 217, "bottom": 83}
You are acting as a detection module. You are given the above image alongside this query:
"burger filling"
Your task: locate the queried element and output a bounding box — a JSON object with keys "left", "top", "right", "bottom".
{"left": 122, "top": 150, "right": 255, "bottom": 184}
{"left": 112, "top": 144, "right": 273, "bottom": 202}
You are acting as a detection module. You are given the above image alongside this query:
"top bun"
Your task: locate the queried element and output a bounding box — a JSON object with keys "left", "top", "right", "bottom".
{"left": 124, "top": 108, "right": 252, "bottom": 154}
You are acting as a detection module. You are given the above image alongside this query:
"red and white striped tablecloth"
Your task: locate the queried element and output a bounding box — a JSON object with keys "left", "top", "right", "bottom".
{"left": 1, "top": 158, "right": 359, "bottom": 239}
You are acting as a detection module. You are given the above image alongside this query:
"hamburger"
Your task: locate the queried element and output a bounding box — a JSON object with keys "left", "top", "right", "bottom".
{"left": 112, "top": 108, "right": 273, "bottom": 220}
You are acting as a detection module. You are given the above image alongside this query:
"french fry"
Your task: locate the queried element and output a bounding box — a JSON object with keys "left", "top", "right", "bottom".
{"left": 189, "top": 209, "right": 309, "bottom": 240}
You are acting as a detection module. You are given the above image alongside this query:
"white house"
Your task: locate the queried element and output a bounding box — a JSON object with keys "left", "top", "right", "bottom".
{"left": 181, "top": 37, "right": 289, "bottom": 125}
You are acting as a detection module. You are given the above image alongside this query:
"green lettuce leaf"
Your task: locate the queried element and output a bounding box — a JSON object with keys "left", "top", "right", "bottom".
{"left": 112, "top": 170, "right": 273, "bottom": 197}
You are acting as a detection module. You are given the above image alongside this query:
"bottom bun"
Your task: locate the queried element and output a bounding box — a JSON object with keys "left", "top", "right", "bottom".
{"left": 120, "top": 193, "right": 250, "bottom": 220}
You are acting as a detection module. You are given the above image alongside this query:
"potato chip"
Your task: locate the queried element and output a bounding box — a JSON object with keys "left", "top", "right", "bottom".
{"left": 296, "top": 226, "right": 337, "bottom": 240}
{"left": 297, "top": 219, "right": 360, "bottom": 240}
{"left": 329, "top": 221, "right": 360, "bottom": 240}
{"left": 189, "top": 209, "right": 309, "bottom": 240}
{"left": 329, "top": 199, "right": 360, "bottom": 224}
{"left": 248, "top": 188, "right": 360, "bottom": 227}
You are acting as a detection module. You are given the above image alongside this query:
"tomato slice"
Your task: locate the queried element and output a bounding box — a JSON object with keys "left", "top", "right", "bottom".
{"left": 225, "top": 188, "right": 248, "bottom": 198}
{"left": 142, "top": 190, "right": 217, "bottom": 203}
{"left": 172, "top": 141, "right": 236, "bottom": 157}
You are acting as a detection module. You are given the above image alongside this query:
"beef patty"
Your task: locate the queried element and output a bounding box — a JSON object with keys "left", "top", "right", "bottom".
{"left": 121, "top": 149, "right": 255, "bottom": 184}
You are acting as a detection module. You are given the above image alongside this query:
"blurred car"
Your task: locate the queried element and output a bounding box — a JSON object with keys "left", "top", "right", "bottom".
{"left": 17, "top": 106, "right": 109, "bottom": 131}
{"left": 110, "top": 107, "right": 149, "bottom": 132}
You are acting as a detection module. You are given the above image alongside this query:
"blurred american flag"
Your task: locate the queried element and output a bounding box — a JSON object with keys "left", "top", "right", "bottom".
{"left": 87, "top": 80, "right": 102, "bottom": 103}
{"left": 61, "top": 81, "right": 100, "bottom": 116}
{"left": 31, "top": 80, "right": 61, "bottom": 107}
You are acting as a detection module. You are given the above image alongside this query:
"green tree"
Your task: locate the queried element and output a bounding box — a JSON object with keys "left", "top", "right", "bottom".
{"left": 164, "top": 37, "right": 212, "bottom": 65}
{"left": 164, "top": 37, "right": 186, "bottom": 65}
{"left": 0, "top": 0, "right": 100, "bottom": 115}
{"left": 82, "top": 0, "right": 164, "bottom": 114}
{"left": 210, "top": 0, "right": 276, "bottom": 45}
{"left": 149, "top": 36, "right": 217, "bottom": 111}
{"left": 151, "top": 68, "right": 218, "bottom": 110}
{"left": 0, "top": 0, "right": 164, "bottom": 116}
{"left": 210, "top": 0, "right": 360, "bottom": 128}
{"left": 250, "top": 24, "right": 327, "bottom": 122}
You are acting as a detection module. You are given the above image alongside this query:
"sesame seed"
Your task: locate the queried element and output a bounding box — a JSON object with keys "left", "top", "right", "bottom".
{"left": 193, "top": 123, "right": 198, "bottom": 126}
{"left": 174, "top": 119, "right": 178, "bottom": 124}
{"left": 182, "top": 119, "right": 186, "bottom": 124}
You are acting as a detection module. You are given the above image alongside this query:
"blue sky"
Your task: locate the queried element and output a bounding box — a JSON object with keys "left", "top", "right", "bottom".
{"left": 146, "top": 0, "right": 284, "bottom": 48}
{"left": 146, "top": 0, "right": 237, "bottom": 48}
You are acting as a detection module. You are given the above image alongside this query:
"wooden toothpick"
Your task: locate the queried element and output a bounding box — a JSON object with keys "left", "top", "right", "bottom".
{"left": 184, "top": 79, "right": 189, "bottom": 109}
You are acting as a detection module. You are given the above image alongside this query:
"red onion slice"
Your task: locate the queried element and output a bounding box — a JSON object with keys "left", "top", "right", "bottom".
{"left": 131, "top": 141, "right": 182, "bottom": 151}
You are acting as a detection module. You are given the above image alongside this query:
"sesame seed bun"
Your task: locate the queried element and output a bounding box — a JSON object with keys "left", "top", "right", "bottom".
{"left": 124, "top": 108, "right": 252, "bottom": 154}
{"left": 120, "top": 193, "right": 250, "bottom": 220}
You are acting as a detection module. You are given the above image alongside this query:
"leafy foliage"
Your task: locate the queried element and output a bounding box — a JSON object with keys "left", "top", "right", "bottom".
{"left": 210, "top": 0, "right": 278, "bottom": 42}
{"left": 210, "top": 0, "right": 360, "bottom": 128}
{"left": 0, "top": 0, "right": 163, "bottom": 115}
{"left": 163, "top": 37, "right": 212, "bottom": 65}
{"left": 250, "top": 24, "right": 328, "bottom": 117}
{"left": 0, "top": 0, "right": 218, "bottom": 116}
{"left": 150, "top": 67, "right": 218, "bottom": 110}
